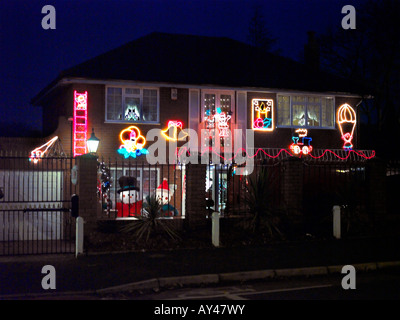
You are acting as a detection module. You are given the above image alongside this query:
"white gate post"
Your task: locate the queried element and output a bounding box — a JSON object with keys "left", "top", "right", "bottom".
{"left": 76, "top": 216, "right": 84, "bottom": 257}
{"left": 333, "top": 205, "right": 341, "bottom": 239}
{"left": 211, "top": 212, "right": 220, "bottom": 247}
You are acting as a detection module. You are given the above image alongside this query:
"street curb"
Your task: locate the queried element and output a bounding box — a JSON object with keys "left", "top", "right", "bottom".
{"left": 96, "top": 279, "right": 160, "bottom": 294}
{"left": 95, "top": 260, "right": 400, "bottom": 295}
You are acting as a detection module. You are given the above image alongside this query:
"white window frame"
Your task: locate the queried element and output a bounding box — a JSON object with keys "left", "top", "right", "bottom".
{"left": 276, "top": 94, "right": 336, "bottom": 129}
{"left": 201, "top": 90, "right": 236, "bottom": 118}
{"left": 201, "top": 90, "right": 235, "bottom": 148}
{"left": 105, "top": 86, "right": 160, "bottom": 124}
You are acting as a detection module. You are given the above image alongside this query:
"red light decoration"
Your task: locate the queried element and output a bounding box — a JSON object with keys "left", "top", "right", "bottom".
{"left": 308, "top": 149, "right": 375, "bottom": 160}
{"left": 73, "top": 91, "right": 88, "bottom": 157}
{"left": 176, "top": 147, "right": 375, "bottom": 162}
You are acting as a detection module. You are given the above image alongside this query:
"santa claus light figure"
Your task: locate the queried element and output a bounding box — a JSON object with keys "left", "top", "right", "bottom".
{"left": 116, "top": 176, "right": 143, "bottom": 217}
{"left": 155, "top": 178, "right": 179, "bottom": 217}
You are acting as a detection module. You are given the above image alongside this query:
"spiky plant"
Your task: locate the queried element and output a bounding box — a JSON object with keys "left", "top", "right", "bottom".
{"left": 243, "top": 166, "right": 284, "bottom": 239}
{"left": 120, "top": 195, "right": 181, "bottom": 243}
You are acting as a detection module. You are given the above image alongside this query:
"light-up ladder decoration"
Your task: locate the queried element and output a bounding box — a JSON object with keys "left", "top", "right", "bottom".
{"left": 73, "top": 91, "right": 88, "bottom": 157}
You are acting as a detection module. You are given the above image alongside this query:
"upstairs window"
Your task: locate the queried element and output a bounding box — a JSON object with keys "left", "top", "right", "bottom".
{"left": 277, "top": 95, "right": 335, "bottom": 128}
{"left": 106, "top": 87, "right": 159, "bottom": 123}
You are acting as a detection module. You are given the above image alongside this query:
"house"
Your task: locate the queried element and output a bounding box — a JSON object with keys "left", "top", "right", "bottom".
{"left": 31, "top": 32, "right": 372, "bottom": 159}
{"left": 27, "top": 32, "right": 376, "bottom": 219}
{"left": 1, "top": 33, "right": 388, "bottom": 254}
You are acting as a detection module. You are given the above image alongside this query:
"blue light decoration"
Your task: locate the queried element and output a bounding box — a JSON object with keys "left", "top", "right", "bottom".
{"left": 118, "top": 147, "right": 149, "bottom": 159}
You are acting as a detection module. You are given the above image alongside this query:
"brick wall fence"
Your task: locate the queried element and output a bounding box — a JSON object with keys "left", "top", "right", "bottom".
{"left": 74, "top": 154, "right": 391, "bottom": 248}
{"left": 184, "top": 163, "right": 208, "bottom": 230}
{"left": 281, "top": 157, "right": 304, "bottom": 233}
{"left": 75, "top": 155, "right": 210, "bottom": 246}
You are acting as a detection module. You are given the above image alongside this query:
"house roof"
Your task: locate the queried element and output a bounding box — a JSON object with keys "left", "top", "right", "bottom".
{"left": 32, "top": 32, "right": 371, "bottom": 105}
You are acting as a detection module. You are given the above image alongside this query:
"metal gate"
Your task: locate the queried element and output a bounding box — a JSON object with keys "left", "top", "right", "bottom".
{"left": 0, "top": 156, "right": 76, "bottom": 255}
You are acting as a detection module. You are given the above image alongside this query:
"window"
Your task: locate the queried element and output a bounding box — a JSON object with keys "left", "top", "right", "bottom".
{"left": 277, "top": 95, "right": 335, "bottom": 128}
{"left": 202, "top": 91, "right": 234, "bottom": 149}
{"left": 106, "top": 87, "right": 159, "bottom": 123}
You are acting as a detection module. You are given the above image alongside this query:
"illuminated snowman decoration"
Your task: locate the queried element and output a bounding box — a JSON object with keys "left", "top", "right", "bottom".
{"left": 120, "top": 188, "right": 139, "bottom": 205}
{"left": 155, "top": 178, "right": 179, "bottom": 217}
{"left": 116, "top": 176, "right": 143, "bottom": 217}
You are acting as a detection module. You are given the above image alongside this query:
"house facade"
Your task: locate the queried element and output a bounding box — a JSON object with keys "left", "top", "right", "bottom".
{"left": 27, "top": 32, "right": 375, "bottom": 221}
{"left": 32, "top": 32, "right": 371, "bottom": 161}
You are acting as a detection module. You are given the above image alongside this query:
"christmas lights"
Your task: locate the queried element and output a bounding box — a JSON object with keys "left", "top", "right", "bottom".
{"left": 125, "top": 106, "right": 140, "bottom": 121}
{"left": 252, "top": 99, "right": 274, "bottom": 131}
{"left": 289, "top": 129, "right": 313, "bottom": 156}
{"left": 117, "top": 126, "right": 149, "bottom": 158}
{"left": 29, "top": 136, "right": 59, "bottom": 164}
{"left": 161, "top": 120, "right": 189, "bottom": 141}
{"left": 215, "top": 110, "right": 231, "bottom": 137}
{"left": 176, "top": 147, "right": 374, "bottom": 162}
{"left": 309, "top": 149, "right": 375, "bottom": 160}
{"left": 337, "top": 103, "right": 356, "bottom": 150}
{"left": 176, "top": 146, "right": 292, "bottom": 162}
{"left": 73, "top": 91, "right": 88, "bottom": 157}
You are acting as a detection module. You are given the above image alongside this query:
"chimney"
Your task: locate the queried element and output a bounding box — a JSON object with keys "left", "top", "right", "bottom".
{"left": 304, "top": 31, "right": 320, "bottom": 72}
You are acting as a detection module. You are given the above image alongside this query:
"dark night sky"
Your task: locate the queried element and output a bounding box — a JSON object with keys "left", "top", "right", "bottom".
{"left": 0, "top": 0, "right": 366, "bottom": 137}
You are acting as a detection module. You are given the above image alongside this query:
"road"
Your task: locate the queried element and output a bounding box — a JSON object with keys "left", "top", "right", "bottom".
{"left": 113, "top": 267, "right": 400, "bottom": 300}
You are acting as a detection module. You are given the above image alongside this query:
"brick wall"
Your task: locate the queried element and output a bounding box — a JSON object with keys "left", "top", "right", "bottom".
{"left": 366, "top": 158, "right": 387, "bottom": 218}
{"left": 39, "top": 84, "right": 190, "bottom": 162}
{"left": 39, "top": 83, "right": 364, "bottom": 158}
{"left": 281, "top": 157, "right": 304, "bottom": 232}
{"left": 247, "top": 92, "right": 362, "bottom": 150}
{"left": 184, "top": 163, "right": 208, "bottom": 229}
{"left": 76, "top": 154, "right": 100, "bottom": 221}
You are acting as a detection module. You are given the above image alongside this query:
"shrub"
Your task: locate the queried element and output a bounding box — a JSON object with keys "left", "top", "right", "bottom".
{"left": 120, "top": 195, "right": 181, "bottom": 243}
{"left": 242, "top": 166, "right": 285, "bottom": 239}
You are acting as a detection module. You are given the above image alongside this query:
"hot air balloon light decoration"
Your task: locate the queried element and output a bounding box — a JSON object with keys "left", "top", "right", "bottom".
{"left": 337, "top": 103, "right": 356, "bottom": 150}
